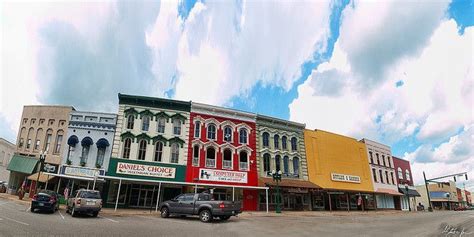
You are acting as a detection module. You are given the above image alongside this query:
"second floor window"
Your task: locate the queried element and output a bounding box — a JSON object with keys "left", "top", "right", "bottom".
{"left": 44, "top": 133, "right": 52, "bottom": 152}
{"left": 123, "top": 138, "right": 131, "bottom": 159}
{"left": 142, "top": 116, "right": 150, "bottom": 131}
{"left": 239, "top": 128, "right": 248, "bottom": 144}
{"left": 262, "top": 132, "right": 269, "bottom": 147}
{"left": 173, "top": 119, "right": 181, "bottom": 135}
{"left": 207, "top": 124, "right": 216, "bottom": 140}
{"left": 81, "top": 145, "right": 90, "bottom": 164}
{"left": 398, "top": 168, "right": 403, "bottom": 179}
{"left": 170, "top": 143, "right": 179, "bottom": 163}
{"left": 379, "top": 169, "right": 384, "bottom": 183}
{"left": 127, "top": 115, "right": 134, "bottom": 129}
{"left": 223, "top": 149, "right": 232, "bottom": 169}
{"left": 293, "top": 157, "right": 300, "bottom": 176}
{"left": 206, "top": 147, "right": 216, "bottom": 168}
{"left": 192, "top": 145, "right": 200, "bottom": 166}
{"left": 263, "top": 153, "right": 271, "bottom": 173}
{"left": 157, "top": 118, "right": 166, "bottom": 133}
{"left": 406, "top": 170, "right": 411, "bottom": 181}
{"left": 369, "top": 151, "right": 373, "bottom": 163}
{"left": 372, "top": 168, "right": 377, "bottom": 182}
{"left": 154, "top": 142, "right": 163, "bottom": 162}
{"left": 96, "top": 147, "right": 105, "bottom": 166}
{"left": 55, "top": 134, "right": 63, "bottom": 154}
{"left": 138, "top": 140, "right": 147, "bottom": 160}
{"left": 239, "top": 151, "right": 248, "bottom": 171}
{"left": 283, "top": 156, "right": 289, "bottom": 174}
{"left": 275, "top": 155, "right": 281, "bottom": 172}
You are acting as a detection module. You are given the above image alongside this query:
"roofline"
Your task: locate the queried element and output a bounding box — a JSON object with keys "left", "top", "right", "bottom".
{"left": 191, "top": 102, "right": 257, "bottom": 119}
{"left": 307, "top": 129, "right": 361, "bottom": 142}
{"left": 71, "top": 110, "right": 117, "bottom": 117}
{"left": 23, "top": 105, "right": 76, "bottom": 110}
{"left": 0, "top": 137, "right": 15, "bottom": 147}
{"left": 118, "top": 93, "right": 191, "bottom": 111}
{"left": 256, "top": 114, "right": 305, "bottom": 128}
{"left": 359, "top": 138, "right": 391, "bottom": 149}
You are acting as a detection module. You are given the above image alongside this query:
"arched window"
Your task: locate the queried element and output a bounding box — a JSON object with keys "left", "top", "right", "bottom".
{"left": 283, "top": 156, "right": 289, "bottom": 175}
{"left": 194, "top": 121, "right": 201, "bottom": 138}
{"left": 275, "top": 155, "right": 281, "bottom": 172}
{"left": 382, "top": 155, "right": 386, "bottom": 166}
{"left": 123, "top": 138, "right": 132, "bottom": 159}
{"left": 223, "top": 149, "right": 232, "bottom": 169}
{"left": 18, "top": 127, "right": 26, "bottom": 148}
{"left": 127, "top": 114, "right": 135, "bottom": 129}
{"left": 376, "top": 153, "right": 380, "bottom": 165}
{"left": 80, "top": 137, "right": 93, "bottom": 165}
{"left": 263, "top": 153, "right": 271, "bottom": 173}
{"left": 34, "top": 128, "right": 43, "bottom": 150}
{"left": 154, "top": 142, "right": 164, "bottom": 162}
{"left": 157, "top": 118, "right": 166, "bottom": 133}
{"left": 387, "top": 156, "right": 392, "bottom": 168}
{"left": 398, "top": 168, "right": 403, "bottom": 179}
{"left": 44, "top": 129, "right": 53, "bottom": 152}
{"left": 206, "top": 147, "right": 216, "bottom": 168}
{"left": 54, "top": 130, "right": 64, "bottom": 154}
{"left": 262, "top": 132, "right": 270, "bottom": 147}
{"left": 293, "top": 157, "right": 300, "bottom": 176}
{"left": 138, "top": 140, "right": 147, "bottom": 160}
{"left": 0, "top": 151, "right": 4, "bottom": 165}
{"left": 405, "top": 170, "right": 411, "bottom": 181}
{"left": 224, "top": 126, "right": 232, "bottom": 142}
{"left": 239, "top": 128, "right": 248, "bottom": 144}
{"left": 291, "top": 137, "right": 298, "bottom": 151}
{"left": 274, "top": 135, "right": 280, "bottom": 149}
{"left": 142, "top": 116, "right": 150, "bottom": 131}
{"left": 170, "top": 143, "right": 179, "bottom": 163}
{"left": 96, "top": 147, "right": 106, "bottom": 167}
{"left": 369, "top": 151, "right": 373, "bottom": 164}
{"left": 26, "top": 128, "right": 34, "bottom": 150}
{"left": 207, "top": 124, "right": 216, "bottom": 140}
{"left": 282, "top": 136, "right": 287, "bottom": 150}
{"left": 239, "top": 151, "right": 248, "bottom": 171}
{"left": 192, "top": 145, "right": 200, "bottom": 166}
{"left": 173, "top": 119, "right": 181, "bottom": 135}
{"left": 379, "top": 170, "right": 384, "bottom": 183}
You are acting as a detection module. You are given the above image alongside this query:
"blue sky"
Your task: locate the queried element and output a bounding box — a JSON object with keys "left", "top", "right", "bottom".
{"left": 1, "top": 0, "right": 473, "bottom": 189}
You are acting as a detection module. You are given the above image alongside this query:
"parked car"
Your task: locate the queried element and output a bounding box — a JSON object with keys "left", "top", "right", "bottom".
{"left": 159, "top": 192, "right": 242, "bottom": 223}
{"left": 30, "top": 190, "right": 59, "bottom": 213}
{"left": 66, "top": 189, "right": 102, "bottom": 217}
{"left": 0, "top": 181, "right": 7, "bottom": 193}
{"left": 454, "top": 206, "right": 467, "bottom": 211}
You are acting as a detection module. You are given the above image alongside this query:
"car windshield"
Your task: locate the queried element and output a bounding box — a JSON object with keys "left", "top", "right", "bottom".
{"left": 80, "top": 191, "right": 101, "bottom": 199}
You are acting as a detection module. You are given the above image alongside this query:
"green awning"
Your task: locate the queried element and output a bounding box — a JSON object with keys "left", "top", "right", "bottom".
{"left": 7, "top": 154, "right": 38, "bottom": 174}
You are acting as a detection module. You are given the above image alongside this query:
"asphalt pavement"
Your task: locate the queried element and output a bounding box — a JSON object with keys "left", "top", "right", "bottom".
{"left": 0, "top": 197, "right": 473, "bottom": 237}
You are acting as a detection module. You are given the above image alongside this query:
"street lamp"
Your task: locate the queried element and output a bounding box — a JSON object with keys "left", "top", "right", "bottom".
{"left": 35, "top": 150, "right": 46, "bottom": 194}
{"left": 404, "top": 183, "right": 411, "bottom": 211}
{"left": 271, "top": 169, "right": 282, "bottom": 214}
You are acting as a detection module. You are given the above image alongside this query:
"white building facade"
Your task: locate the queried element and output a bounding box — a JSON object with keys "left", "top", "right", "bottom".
{"left": 361, "top": 139, "right": 400, "bottom": 209}
{"left": 0, "top": 138, "right": 15, "bottom": 183}
{"left": 62, "top": 111, "right": 117, "bottom": 171}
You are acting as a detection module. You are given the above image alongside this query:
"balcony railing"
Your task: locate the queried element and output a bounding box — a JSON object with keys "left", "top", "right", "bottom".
{"left": 239, "top": 162, "right": 248, "bottom": 171}
{"left": 206, "top": 159, "right": 215, "bottom": 168}
{"left": 223, "top": 160, "right": 232, "bottom": 169}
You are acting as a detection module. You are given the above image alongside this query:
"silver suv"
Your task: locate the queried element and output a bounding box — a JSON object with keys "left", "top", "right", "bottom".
{"left": 66, "top": 189, "right": 102, "bottom": 217}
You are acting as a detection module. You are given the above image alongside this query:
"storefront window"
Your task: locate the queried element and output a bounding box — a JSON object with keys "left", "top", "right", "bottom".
{"left": 107, "top": 181, "right": 128, "bottom": 204}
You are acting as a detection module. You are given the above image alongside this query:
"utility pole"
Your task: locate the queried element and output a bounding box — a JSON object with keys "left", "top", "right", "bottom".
{"left": 423, "top": 171, "right": 468, "bottom": 212}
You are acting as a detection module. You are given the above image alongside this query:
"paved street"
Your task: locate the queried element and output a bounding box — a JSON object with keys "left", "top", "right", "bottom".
{"left": 0, "top": 197, "right": 473, "bottom": 237}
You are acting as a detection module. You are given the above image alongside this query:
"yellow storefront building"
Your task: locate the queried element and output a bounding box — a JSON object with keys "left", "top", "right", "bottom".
{"left": 304, "top": 129, "right": 376, "bottom": 211}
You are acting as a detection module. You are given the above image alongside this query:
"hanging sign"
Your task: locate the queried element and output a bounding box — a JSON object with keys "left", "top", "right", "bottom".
{"left": 116, "top": 162, "right": 176, "bottom": 179}
{"left": 199, "top": 169, "right": 247, "bottom": 183}
{"left": 331, "top": 173, "right": 361, "bottom": 183}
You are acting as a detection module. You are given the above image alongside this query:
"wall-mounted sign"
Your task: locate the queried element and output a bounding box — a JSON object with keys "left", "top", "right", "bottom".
{"left": 116, "top": 162, "right": 176, "bottom": 179}
{"left": 42, "top": 163, "right": 59, "bottom": 174}
{"left": 61, "top": 165, "right": 105, "bottom": 178}
{"left": 199, "top": 169, "right": 248, "bottom": 183}
{"left": 331, "top": 173, "right": 361, "bottom": 183}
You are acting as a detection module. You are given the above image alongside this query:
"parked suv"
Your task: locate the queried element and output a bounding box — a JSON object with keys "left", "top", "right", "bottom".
{"left": 159, "top": 192, "right": 241, "bottom": 222}
{"left": 66, "top": 189, "right": 102, "bottom": 217}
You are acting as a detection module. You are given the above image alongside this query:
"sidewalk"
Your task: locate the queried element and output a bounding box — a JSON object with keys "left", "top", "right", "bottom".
{"left": 0, "top": 193, "right": 424, "bottom": 218}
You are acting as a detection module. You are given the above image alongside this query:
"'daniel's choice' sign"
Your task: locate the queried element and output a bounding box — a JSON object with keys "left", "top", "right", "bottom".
{"left": 116, "top": 162, "right": 176, "bottom": 179}
{"left": 199, "top": 169, "right": 247, "bottom": 183}
{"left": 331, "top": 173, "right": 361, "bottom": 183}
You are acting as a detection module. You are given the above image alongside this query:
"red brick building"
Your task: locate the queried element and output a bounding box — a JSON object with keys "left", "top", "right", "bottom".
{"left": 393, "top": 156, "right": 420, "bottom": 211}
{"left": 185, "top": 103, "right": 260, "bottom": 211}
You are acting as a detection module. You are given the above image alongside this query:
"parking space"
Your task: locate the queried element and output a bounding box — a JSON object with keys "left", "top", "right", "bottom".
{"left": 1, "top": 197, "right": 473, "bottom": 237}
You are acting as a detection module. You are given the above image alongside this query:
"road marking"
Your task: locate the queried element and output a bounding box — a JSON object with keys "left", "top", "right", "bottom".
{"left": 25, "top": 207, "right": 31, "bottom": 212}
{"left": 102, "top": 216, "right": 119, "bottom": 223}
{"left": 1, "top": 216, "right": 29, "bottom": 226}
{"left": 58, "top": 210, "right": 65, "bottom": 220}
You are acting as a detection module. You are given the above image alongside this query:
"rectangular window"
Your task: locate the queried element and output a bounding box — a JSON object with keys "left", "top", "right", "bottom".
{"left": 35, "top": 140, "right": 40, "bottom": 150}
{"left": 385, "top": 171, "right": 390, "bottom": 184}
{"left": 194, "top": 121, "right": 200, "bottom": 138}
{"left": 379, "top": 170, "right": 384, "bottom": 183}
{"left": 45, "top": 134, "right": 52, "bottom": 152}
{"left": 391, "top": 172, "right": 395, "bottom": 185}
{"left": 27, "top": 139, "right": 31, "bottom": 149}
{"left": 19, "top": 138, "right": 24, "bottom": 148}
{"left": 192, "top": 146, "right": 199, "bottom": 167}
{"left": 157, "top": 118, "right": 165, "bottom": 133}
{"left": 173, "top": 120, "right": 181, "bottom": 136}
{"left": 55, "top": 135, "right": 63, "bottom": 154}
{"left": 372, "top": 168, "right": 377, "bottom": 182}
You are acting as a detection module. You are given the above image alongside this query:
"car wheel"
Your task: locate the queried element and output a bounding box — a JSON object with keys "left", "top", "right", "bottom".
{"left": 219, "top": 216, "right": 231, "bottom": 221}
{"left": 71, "top": 206, "right": 77, "bottom": 217}
{"left": 65, "top": 206, "right": 70, "bottom": 214}
{"left": 30, "top": 206, "right": 35, "bottom": 213}
{"left": 92, "top": 211, "right": 99, "bottom": 217}
{"left": 160, "top": 207, "right": 170, "bottom": 218}
{"left": 199, "top": 209, "right": 212, "bottom": 223}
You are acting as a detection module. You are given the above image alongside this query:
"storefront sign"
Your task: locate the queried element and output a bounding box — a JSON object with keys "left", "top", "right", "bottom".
{"left": 61, "top": 165, "right": 105, "bottom": 178}
{"left": 199, "top": 169, "right": 248, "bottom": 183}
{"left": 42, "top": 163, "right": 59, "bottom": 174}
{"left": 116, "top": 162, "right": 176, "bottom": 179}
{"left": 331, "top": 173, "right": 361, "bottom": 183}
